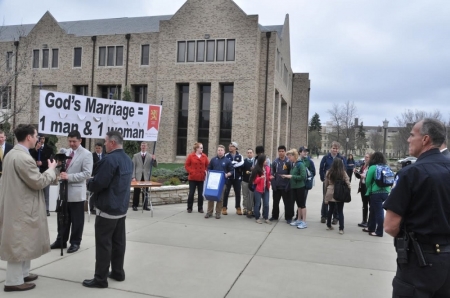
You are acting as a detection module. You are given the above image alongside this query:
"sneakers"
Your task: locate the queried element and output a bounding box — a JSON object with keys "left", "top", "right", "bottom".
{"left": 243, "top": 209, "right": 248, "bottom": 215}
{"left": 204, "top": 213, "right": 212, "bottom": 219}
{"left": 265, "top": 219, "right": 272, "bottom": 225}
{"left": 339, "top": 230, "right": 344, "bottom": 235}
{"left": 321, "top": 217, "right": 326, "bottom": 223}
{"left": 256, "top": 219, "right": 263, "bottom": 224}
{"left": 269, "top": 217, "right": 277, "bottom": 222}
{"left": 290, "top": 220, "right": 303, "bottom": 226}
{"left": 286, "top": 219, "right": 292, "bottom": 224}
{"left": 297, "top": 222, "right": 308, "bottom": 229}
{"left": 222, "top": 207, "right": 228, "bottom": 215}
{"left": 246, "top": 211, "right": 253, "bottom": 218}
{"left": 236, "top": 207, "right": 242, "bottom": 215}
{"left": 326, "top": 226, "right": 334, "bottom": 230}
{"left": 215, "top": 213, "right": 221, "bottom": 219}
{"left": 332, "top": 218, "right": 338, "bottom": 225}
{"left": 358, "top": 222, "right": 368, "bottom": 227}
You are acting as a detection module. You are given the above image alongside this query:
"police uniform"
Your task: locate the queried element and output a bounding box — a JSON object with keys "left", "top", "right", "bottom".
{"left": 384, "top": 148, "right": 450, "bottom": 297}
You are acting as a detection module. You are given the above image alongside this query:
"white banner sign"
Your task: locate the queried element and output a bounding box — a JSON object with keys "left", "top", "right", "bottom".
{"left": 38, "top": 90, "right": 162, "bottom": 141}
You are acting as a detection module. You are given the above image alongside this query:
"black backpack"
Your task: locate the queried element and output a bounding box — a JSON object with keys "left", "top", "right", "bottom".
{"left": 334, "top": 179, "right": 351, "bottom": 203}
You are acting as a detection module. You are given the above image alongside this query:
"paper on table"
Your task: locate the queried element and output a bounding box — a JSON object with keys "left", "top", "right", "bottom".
{"left": 207, "top": 172, "right": 222, "bottom": 190}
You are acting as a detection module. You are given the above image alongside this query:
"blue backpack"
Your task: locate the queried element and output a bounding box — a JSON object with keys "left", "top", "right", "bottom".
{"left": 375, "top": 164, "right": 395, "bottom": 187}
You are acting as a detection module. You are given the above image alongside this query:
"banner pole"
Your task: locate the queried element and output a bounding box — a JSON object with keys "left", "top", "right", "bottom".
{"left": 142, "top": 98, "right": 163, "bottom": 217}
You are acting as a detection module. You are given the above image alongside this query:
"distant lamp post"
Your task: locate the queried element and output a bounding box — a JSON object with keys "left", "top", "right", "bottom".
{"left": 345, "top": 137, "right": 349, "bottom": 156}
{"left": 383, "top": 119, "right": 389, "bottom": 155}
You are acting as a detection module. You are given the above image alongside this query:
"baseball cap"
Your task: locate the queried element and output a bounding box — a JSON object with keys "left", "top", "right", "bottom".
{"left": 299, "top": 146, "right": 310, "bottom": 152}
{"left": 230, "top": 142, "right": 238, "bottom": 149}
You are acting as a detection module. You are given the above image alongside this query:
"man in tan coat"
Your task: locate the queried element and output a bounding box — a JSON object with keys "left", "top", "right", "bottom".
{"left": 0, "top": 124, "right": 57, "bottom": 292}
{"left": 131, "top": 142, "right": 157, "bottom": 211}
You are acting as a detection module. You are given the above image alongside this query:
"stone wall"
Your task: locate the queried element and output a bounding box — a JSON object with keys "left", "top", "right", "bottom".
{"left": 130, "top": 185, "right": 235, "bottom": 206}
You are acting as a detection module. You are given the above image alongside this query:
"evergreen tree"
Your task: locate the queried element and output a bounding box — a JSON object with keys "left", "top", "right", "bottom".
{"left": 309, "top": 113, "right": 322, "bottom": 132}
{"left": 355, "top": 122, "right": 368, "bottom": 155}
{"left": 121, "top": 87, "right": 140, "bottom": 158}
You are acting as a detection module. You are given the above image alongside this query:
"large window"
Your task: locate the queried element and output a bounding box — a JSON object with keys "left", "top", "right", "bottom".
{"left": 6, "top": 52, "right": 13, "bottom": 70}
{"left": 198, "top": 85, "right": 211, "bottom": 155}
{"left": 101, "top": 86, "right": 121, "bottom": 99}
{"left": 176, "top": 84, "right": 189, "bottom": 155}
{"left": 98, "top": 46, "right": 123, "bottom": 67}
{"left": 133, "top": 85, "right": 147, "bottom": 103}
{"left": 32, "top": 50, "right": 39, "bottom": 68}
{"left": 177, "top": 38, "right": 235, "bottom": 63}
{"left": 52, "top": 49, "right": 59, "bottom": 68}
{"left": 141, "top": 45, "right": 149, "bottom": 65}
{"left": 42, "top": 49, "right": 49, "bottom": 68}
{"left": 74, "top": 85, "right": 88, "bottom": 95}
{"left": 74, "top": 47, "right": 82, "bottom": 67}
{"left": 219, "top": 84, "right": 233, "bottom": 146}
{"left": 1, "top": 86, "right": 11, "bottom": 109}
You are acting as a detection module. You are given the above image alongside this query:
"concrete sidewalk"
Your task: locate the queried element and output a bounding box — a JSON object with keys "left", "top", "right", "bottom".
{"left": 0, "top": 175, "right": 396, "bottom": 297}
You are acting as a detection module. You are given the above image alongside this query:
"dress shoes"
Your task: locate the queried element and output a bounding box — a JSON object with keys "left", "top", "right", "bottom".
{"left": 24, "top": 274, "right": 38, "bottom": 282}
{"left": 108, "top": 272, "right": 125, "bottom": 282}
{"left": 132, "top": 206, "right": 138, "bottom": 211}
{"left": 50, "top": 241, "right": 67, "bottom": 249}
{"left": 144, "top": 207, "right": 151, "bottom": 211}
{"left": 4, "top": 283, "right": 36, "bottom": 292}
{"left": 47, "top": 210, "right": 50, "bottom": 216}
{"left": 82, "top": 278, "right": 108, "bottom": 288}
{"left": 67, "top": 244, "right": 80, "bottom": 253}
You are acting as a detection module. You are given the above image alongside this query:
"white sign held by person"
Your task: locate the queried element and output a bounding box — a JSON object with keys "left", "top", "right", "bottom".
{"left": 38, "top": 90, "right": 162, "bottom": 141}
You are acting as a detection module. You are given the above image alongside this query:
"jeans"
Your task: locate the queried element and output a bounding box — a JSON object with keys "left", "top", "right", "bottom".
{"left": 321, "top": 182, "right": 338, "bottom": 219}
{"left": 368, "top": 192, "right": 387, "bottom": 236}
{"left": 187, "top": 180, "right": 204, "bottom": 211}
{"left": 223, "top": 179, "right": 242, "bottom": 208}
{"left": 272, "top": 188, "right": 293, "bottom": 220}
{"left": 254, "top": 189, "right": 269, "bottom": 220}
{"left": 327, "top": 201, "right": 344, "bottom": 230}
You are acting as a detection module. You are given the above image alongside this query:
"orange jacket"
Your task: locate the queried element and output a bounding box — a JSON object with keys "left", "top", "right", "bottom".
{"left": 185, "top": 152, "right": 209, "bottom": 181}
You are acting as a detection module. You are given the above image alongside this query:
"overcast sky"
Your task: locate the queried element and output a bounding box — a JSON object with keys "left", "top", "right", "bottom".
{"left": 1, "top": 0, "right": 449, "bottom": 127}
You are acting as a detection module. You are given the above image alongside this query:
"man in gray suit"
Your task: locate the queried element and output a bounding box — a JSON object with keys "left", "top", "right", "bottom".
{"left": 51, "top": 130, "right": 93, "bottom": 253}
{"left": 132, "top": 142, "right": 157, "bottom": 211}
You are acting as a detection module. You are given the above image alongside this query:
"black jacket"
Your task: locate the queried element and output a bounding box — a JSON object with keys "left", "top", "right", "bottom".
{"left": 30, "top": 145, "right": 54, "bottom": 173}
{"left": 87, "top": 148, "right": 133, "bottom": 216}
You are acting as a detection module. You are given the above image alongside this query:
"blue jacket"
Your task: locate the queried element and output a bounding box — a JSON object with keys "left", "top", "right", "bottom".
{"left": 208, "top": 155, "right": 233, "bottom": 174}
{"left": 270, "top": 157, "right": 291, "bottom": 190}
{"left": 87, "top": 148, "right": 133, "bottom": 216}
{"left": 225, "top": 151, "right": 244, "bottom": 180}
{"left": 319, "top": 153, "right": 347, "bottom": 182}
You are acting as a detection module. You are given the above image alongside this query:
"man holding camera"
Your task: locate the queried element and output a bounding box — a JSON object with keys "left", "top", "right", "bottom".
{"left": 50, "top": 130, "right": 93, "bottom": 254}
{"left": 384, "top": 118, "right": 450, "bottom": 297}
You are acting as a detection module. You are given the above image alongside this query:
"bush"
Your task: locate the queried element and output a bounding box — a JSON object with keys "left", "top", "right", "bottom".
{"left": 152, "top": 168, "right": 174, "bottom": 178}
{"left": 172, "top": 167, "right": 188, "bottom": 181}
{"left": 168, "top": 177, "right": 181, "bottom": 185}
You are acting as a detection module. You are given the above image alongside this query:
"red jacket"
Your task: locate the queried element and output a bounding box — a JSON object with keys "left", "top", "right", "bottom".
{"left": 185, "top": 152, "right": 210, "bottom": 181}
{"left": 254, "top": 165, "right": 271, "bottom": 193}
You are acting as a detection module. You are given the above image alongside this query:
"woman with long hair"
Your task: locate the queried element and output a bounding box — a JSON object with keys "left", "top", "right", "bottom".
{"left": 249, "top": 154, "right": 271, "bottom": 224}
{"left": 282, "top": 149, "right": 307, "bottom": 229}
{"left": 184, "top": 142, "right": 209, "bottom": 213}
{"left": 324, "top": 158, "right": 351, "bottom": 234}
{"left": 354, "top": 153, "right": 371, "bottom": 227}
{"left": 363, "top": 152, "right": 391, "bottom": 237}
{"left": 346, "top": 154, "right": 355, "bottom": 182}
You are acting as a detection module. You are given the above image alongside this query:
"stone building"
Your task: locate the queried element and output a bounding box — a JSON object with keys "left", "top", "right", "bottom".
{"left": 0, "top": 0, "right": 310, "bottom": 162}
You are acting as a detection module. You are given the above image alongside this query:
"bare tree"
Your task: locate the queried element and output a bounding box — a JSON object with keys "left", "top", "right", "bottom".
{"left": 327, "top": 101, "right": 358, "bottom": 154}
{"left": 368, "top": 130, "right": 383, "bottom": 152}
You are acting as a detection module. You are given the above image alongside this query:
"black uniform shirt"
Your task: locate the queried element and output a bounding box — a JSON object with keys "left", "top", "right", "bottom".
{"left": 383, "top": 148, "right": 450, "bottom": 237}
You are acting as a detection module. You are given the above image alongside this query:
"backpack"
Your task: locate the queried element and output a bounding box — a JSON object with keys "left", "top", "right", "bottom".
{"left": 334, "top": 179, "right": 351, "bottom": 203}
{"left": 375, "top": 164, "right": 395, "bottom": 187}
{"left": 298, "top": 160, "right": 314, "bottom": 190}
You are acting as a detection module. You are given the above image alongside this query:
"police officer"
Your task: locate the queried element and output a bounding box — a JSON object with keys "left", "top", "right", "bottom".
{"left": 384, "top": 118, "right": 450, "bottom": 297}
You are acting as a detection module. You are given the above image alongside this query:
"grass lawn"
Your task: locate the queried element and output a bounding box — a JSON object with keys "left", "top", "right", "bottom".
{"left": 157, "top": 163, "right": 185, "bottom": 170}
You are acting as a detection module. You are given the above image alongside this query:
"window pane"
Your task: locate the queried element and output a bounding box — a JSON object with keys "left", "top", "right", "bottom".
{"left": 52, "top": 49, "right": 59, "bottom": 68}
{"left": 197, "top": 41, "right": 205, "bottom": 62}
{"left": 33, "top": 50, "right": 39, "bottom": 68}
{"left": 99, "top": 47, "right": 106, "bottom": 66}
{"left": 107, "top": 46, "right": 114, "bottom": 66}
{"left": 116, "top": 46, "right": 123, "bottom": 66}
{"left": 6, "top": 52, "right": 12, "bottom": 70}
{"left": 216, "top": 40, "right": 225, "bottom": 61}
{"left": 226, "top": 39, "right": 235, "bottom": 61}
{"left": 141, "top": 45, "right": 149, "bottom": 65}
{"left": 206, "top": 40, "right": 215, "bottom": 62}
{"left": 177, "top": 41, "right": 186, "bottom": 62}
{"left": 42, "top": 49, "right": 49, "bottom": 68}
{"left": 74, "top": 48, "right": 82, "bottom": 67}
{"left": 187, "top": 41, "right": 195, "bottom": 62}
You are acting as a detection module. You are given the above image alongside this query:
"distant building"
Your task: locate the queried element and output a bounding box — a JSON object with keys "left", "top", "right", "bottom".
{"left": 0, "top": 0, "right": 310, "bottom": 162}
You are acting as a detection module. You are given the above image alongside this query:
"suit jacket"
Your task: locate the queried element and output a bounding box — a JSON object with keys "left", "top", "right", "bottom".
{"left": 65, "top": 146, "right": 93, "bottom": 202}
{"left": 442, "top": 148, "right": 450, "bottom": 158}
{"left": 132, "top": 152, "right": 157, "bottom": 181}
{"left": 92, "top": 152, "right": 104, "bottom": 164}
{"left": 30, "top": 145, "right": 54, "bottom": 173}
{"left": 0, "top": 145, "right": 56, "bottom": 261}
{"left": 0, "top": 142, "right": 13, "bottom": 174}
